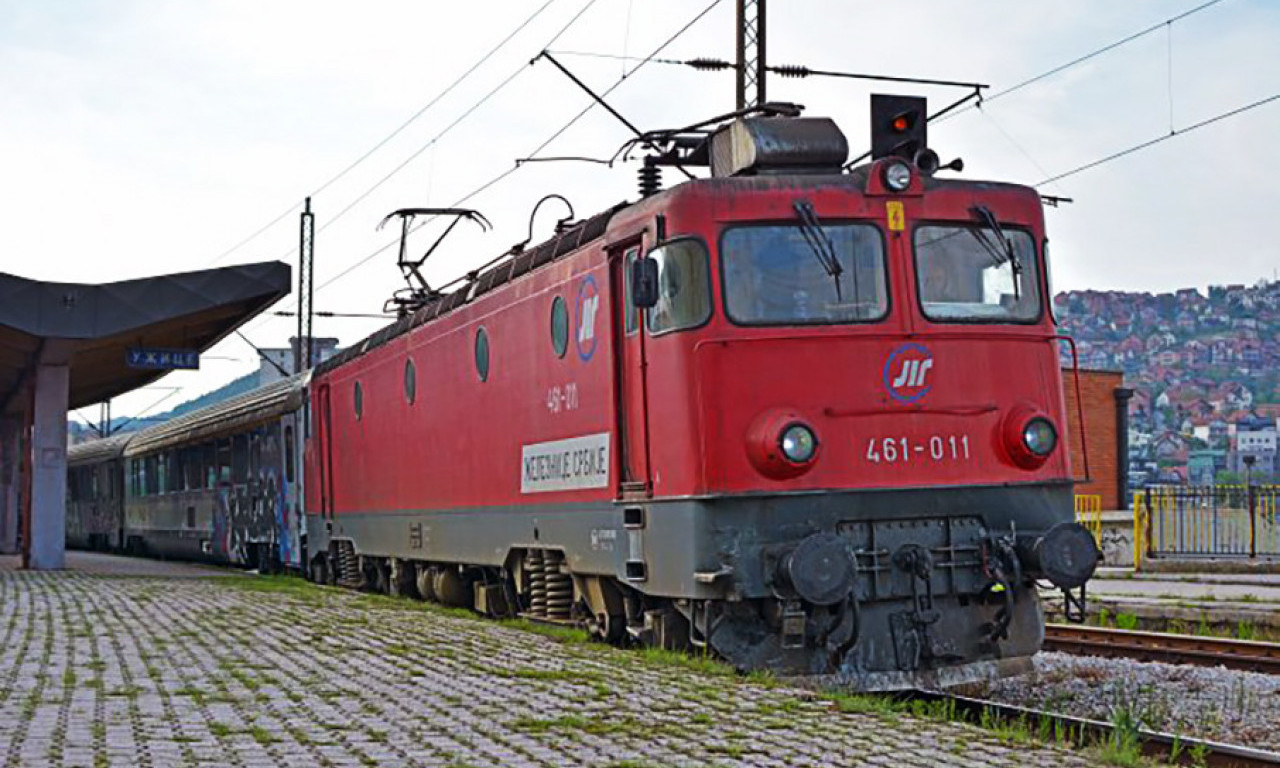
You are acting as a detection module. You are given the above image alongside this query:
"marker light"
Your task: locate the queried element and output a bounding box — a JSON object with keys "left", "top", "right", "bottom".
{"left": 746, "top": 410, "right": 820, "bottom": 480}
{"left": 883, "top": 162, "right": 912, "bottom": 192}
{"left": 1001, "top": 406, "right": 1058, "bottom": 470}
{"left": 1023, "top": 418, "right": 1058, "bottom": 457}
{"left": 780, "top": 423, "right": 818, "bottom": 464}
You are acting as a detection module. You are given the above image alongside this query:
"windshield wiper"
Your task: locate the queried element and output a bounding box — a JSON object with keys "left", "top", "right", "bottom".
{"left": 793, "top": 200, "right": 846, "bottom": 302}
{"left": 968, "top": 205, "right": 1022, "bottom": 301}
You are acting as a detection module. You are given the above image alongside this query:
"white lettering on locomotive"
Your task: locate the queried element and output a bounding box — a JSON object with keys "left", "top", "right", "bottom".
{"left": 521, "top": 432, "right": 610, "bottom": 493}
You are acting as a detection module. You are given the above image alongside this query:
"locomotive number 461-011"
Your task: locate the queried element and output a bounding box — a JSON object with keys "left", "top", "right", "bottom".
{"left": 865, "top": 435, "right": 971, "bottom": 463}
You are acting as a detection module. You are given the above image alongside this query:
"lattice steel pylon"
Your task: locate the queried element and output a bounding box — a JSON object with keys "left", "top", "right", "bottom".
{"left": 735, "top": 0, "right": 766, "bottom": 109}
{"left": 296, "top": 197, "right": 315, "bottom": 374}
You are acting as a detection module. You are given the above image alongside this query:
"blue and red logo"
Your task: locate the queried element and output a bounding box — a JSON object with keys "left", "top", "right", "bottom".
{"left": 575, "top": 275, "right": 600, "bottom": 362}
{"left": 883, "top": 343, "right": 934, "bottom": 403}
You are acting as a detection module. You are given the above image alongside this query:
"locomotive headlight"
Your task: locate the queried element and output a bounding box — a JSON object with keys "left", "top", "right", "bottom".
{"left": 1000, "top": 406, "right": 1058, "bottom": 470}
{"left": 780, "top": 423, "right": 818, "bottom": 464}
{"left": 883, "top": 162, "right": 912, "bottom": 191}
{"left": 1022, "top": 418, "right": 1057, "bottom": 457}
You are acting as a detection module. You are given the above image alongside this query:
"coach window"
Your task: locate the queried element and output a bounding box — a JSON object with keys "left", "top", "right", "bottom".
{"left": 157, "top": 454, "right": 168, "bottom": 494}
{"left": 203, "top": 443, "right": 217, "bottom": 488}
{"left": 404, "top": 359, "right": 417, "bottom": 404}
{"left": 145, "top": 455, "right": 159, "bottom": 496}
{"left": 475, "top": 327, "right": 490, "bottom": 382}
{"left": 354, "top": 381, "right": 364, "bottom": 421}
{"left": 232, "top": 434, "right": 249, "bottom": 484}
{"left": 284, "top": 425, "right": 295, "bottom": 483}
{"left": 647, "top": 239, "right": 712, "bottom": 335}
{"left": 250, "top": 432, "right": 262, "bottom": 475}
{"left": 217, "top": 439, "right": 232, "bottom": 485}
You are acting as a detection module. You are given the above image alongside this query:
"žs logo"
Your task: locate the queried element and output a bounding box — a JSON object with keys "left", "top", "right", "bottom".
{"left": 883, "top": 343, "right": 933, "bottom": 403}
{"left": 575, "top": 275, "right": 600, "bottom": 362}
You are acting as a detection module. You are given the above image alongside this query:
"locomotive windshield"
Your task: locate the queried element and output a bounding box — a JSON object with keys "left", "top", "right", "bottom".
{"left": 914, "top": 225, "right": 1040, "bottom": 321}
{"left": 722, "top": 224, "right": 887, "bottom": 324}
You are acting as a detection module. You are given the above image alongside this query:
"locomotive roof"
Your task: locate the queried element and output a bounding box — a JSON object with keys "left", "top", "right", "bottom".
{"left": 68, "top": 433, "right": 133, "bottom": 466}
{"left": 313, "top": 201, "right": 629, "bottom": 378}
{"left": 313, "top": 168, "right": 1038, "bottom": 377}
{"left": 124, "top": 372, "right": 309, "bottom": 458}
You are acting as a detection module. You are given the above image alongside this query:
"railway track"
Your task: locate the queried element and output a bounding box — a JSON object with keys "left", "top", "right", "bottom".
{"left": 902, "top": 689, "right": 1280, "bottom": 767}
{"left": 1043, "top": 624, "right": 1280, "bottom": 675}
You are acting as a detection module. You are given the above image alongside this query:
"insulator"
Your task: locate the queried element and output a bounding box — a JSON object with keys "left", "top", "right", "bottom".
{"left": 638, "top": 163, "right": 663, "bottom": 198}
{"left": 686, "top": 57, "right": 733, "bottom": 71}
{"left": 772, "top": 64, "right": 810, "bottom": 79}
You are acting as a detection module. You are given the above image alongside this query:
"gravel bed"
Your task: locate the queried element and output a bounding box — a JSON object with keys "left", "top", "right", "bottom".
{"left": 975, "top": 651, "right": 1280, "bottom": 752}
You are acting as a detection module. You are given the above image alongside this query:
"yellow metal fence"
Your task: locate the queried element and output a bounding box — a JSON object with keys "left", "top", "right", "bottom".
{"left": 1073, "top": 494, "right": 1102, "bottom": 547}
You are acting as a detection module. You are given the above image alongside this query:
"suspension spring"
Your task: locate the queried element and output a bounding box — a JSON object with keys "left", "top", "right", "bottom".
{"left": 336, "top": 541, "right": 361, "bottom": 589}
{"left": 544, "top": 551, "right": 573, "bottom": 621}
{"left": 526, "top": 550, "right": 547, "bottom": 618}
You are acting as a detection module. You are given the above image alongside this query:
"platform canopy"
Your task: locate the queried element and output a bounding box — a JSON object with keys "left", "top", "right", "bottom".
{"left": 0, "top": 261, "right": 291, "bottom": 570}
{"left": 0, "top": 262, "right": 291, "bottom": 414}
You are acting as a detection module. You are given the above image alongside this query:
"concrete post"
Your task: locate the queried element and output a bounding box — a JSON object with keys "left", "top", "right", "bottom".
{"left": 29, "top": 362, "right": 69, "bottom": 570}
{"left": 0, "top": 416, "right": 18, "bottom": 554}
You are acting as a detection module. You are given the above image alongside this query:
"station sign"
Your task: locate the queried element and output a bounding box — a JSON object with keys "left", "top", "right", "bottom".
{"left": 126, "top": 347, "right": 200, "bottom": 370}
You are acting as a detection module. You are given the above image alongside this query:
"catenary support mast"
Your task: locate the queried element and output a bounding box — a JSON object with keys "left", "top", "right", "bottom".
{"left": 297, "top": 198, "right": 315, "bottom": 373}
{"left": 736, "top": 0, "right": 766, "bottom": 109}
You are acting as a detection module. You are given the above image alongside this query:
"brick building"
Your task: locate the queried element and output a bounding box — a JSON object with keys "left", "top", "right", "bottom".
{"left": 1062, "top": 368, "right": 1131, "bottom": 510}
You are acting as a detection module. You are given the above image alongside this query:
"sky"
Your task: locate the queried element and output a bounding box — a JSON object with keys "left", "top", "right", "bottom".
{"left": 1, "top": 0, "right": 1277, "bottom": 422}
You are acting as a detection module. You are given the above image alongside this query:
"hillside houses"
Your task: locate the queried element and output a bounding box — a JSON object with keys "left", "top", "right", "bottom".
{"left": 1057, "top": 278, "right": 1280, "bottom": 487}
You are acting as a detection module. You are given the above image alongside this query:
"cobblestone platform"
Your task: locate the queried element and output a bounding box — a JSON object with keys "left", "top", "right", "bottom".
{"left": 0, "top": 565, "right": 1106, "bottom": 767}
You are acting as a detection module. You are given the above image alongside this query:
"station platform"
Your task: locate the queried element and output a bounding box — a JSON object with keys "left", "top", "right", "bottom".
{"left": 0, "top": 554, "right": 1106, "bottom": 767}
{"left": 1049, "top": 567, "right": 1280, "bottom": 634}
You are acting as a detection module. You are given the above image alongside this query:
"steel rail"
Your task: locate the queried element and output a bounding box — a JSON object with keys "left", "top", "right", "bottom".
{"left": 1043, "top": 624, "right": 1280, "bottom": 675}
{"left": 901, "top": 689, "right": 1280, "bottom": 767}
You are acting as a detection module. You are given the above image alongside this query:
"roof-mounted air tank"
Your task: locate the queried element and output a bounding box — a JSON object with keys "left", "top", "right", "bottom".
{"left": 709, "top": 117, "right": 848, "bottom": 177}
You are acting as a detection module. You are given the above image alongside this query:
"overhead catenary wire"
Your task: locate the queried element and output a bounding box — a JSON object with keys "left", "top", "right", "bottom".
{"left": 308, "top": 0, "right": 605, "bottom": 243}
{"left": 205, "top": 0, "right": 565, "bottom": 267}
{"left": 236, "top": 0, "right": 612, "bottom": 335}
{"left": 290, "top": 0, "right": 727, "bottom": 309}
{"left": 1036, "top": 92, "right": 1280, "bottom": 186}
{"left": 934, "top": 0, "right": 1228, "bottom": 124}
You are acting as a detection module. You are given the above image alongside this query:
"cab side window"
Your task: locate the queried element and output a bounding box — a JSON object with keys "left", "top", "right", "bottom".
{"left": 647, "top": 239, "right": 712, "bottom": 335}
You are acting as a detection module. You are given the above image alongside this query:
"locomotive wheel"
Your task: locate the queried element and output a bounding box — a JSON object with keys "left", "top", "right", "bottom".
{"left": 388, "top": 558, "right": 417, "bottom": 599}
{"left": 416, "top": 565, "right": 438, "bottom": 602}
{"left": 371, "top": 558, "right": 391, "bottom": 594}
{"left": 433, "top": 567, "right": 471, "bottom": 608}
{"left": 310, "top": 556, "right": 329, "bottom": 585}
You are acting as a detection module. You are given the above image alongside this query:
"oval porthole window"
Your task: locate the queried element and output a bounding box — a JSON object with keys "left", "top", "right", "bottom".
{"left": 550, "top": 295, "right": 569, "bottom": 358}
{"left": 354, "top": 381, "right": 364, "bottom": 421}
{"left": 475, "top": 327, "right": 490, "bottom": 382}
{"left": 404, "top": 358, "right": 417, "bottom": 404}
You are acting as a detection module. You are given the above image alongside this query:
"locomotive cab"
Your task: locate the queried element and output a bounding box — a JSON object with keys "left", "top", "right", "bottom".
{"left": 610, "top": 99, "right": 1098, "bottom": 686}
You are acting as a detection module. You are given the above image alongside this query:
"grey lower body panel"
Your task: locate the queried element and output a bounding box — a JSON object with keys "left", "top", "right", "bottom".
{"left": 308, "top": 483, "right": 1074, "bottom": 600}
{"left": 306, "top": 483, "right": 1077, "bottom": 685}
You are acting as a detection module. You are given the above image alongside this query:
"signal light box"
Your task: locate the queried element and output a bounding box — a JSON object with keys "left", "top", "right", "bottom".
{"left": 870, "top": 94, "right": 928, "bottom": 161}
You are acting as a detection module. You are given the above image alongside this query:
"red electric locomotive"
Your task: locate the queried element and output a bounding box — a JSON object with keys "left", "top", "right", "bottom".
{"left": 303, "top": 96, "right": 1098, "bottom": 689}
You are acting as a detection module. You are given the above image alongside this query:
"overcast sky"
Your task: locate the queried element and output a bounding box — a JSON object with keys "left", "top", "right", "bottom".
{"left": 1, "top": 0, "right": 1276, "bottom": 421}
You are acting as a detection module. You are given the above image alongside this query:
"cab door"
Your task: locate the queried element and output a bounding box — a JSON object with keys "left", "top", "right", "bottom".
{"left": 611, "top": 243, "right": 651, "bottom": 496}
